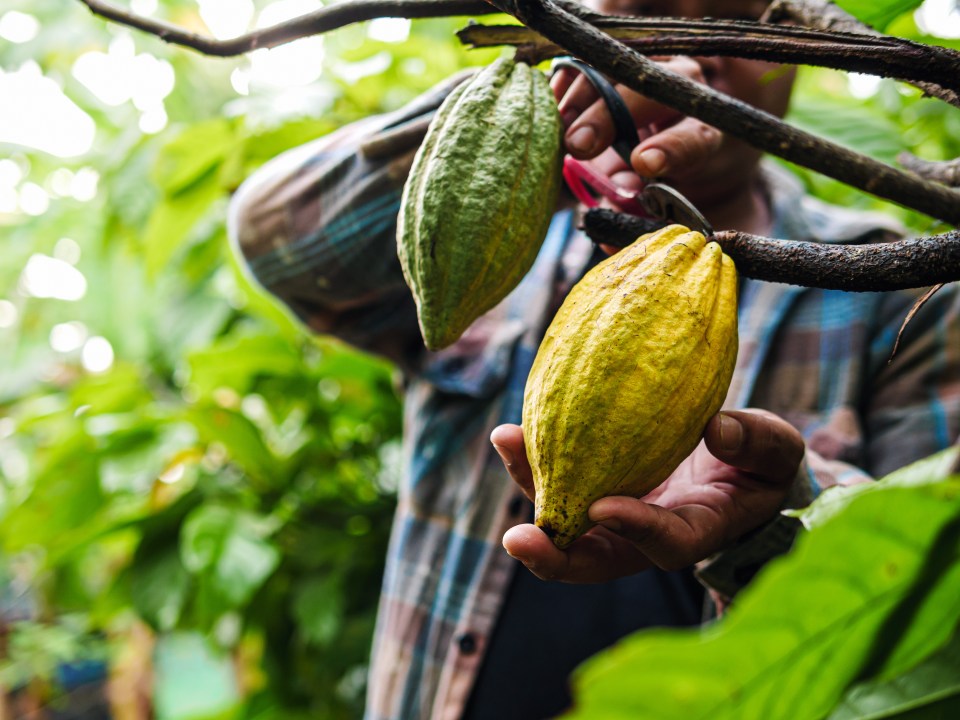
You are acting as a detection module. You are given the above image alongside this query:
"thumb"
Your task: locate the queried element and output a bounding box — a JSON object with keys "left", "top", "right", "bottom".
{"left": 704, "top": 409, "right": 805, "bottom": 484}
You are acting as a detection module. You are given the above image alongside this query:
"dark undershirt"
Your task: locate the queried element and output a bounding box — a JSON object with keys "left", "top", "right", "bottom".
{"left": 462, "top": 530, "right": 705, "bottom": 720}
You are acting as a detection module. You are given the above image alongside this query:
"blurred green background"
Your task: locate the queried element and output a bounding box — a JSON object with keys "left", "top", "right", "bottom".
{"left": 0, "top": 0, "right": 958, "bottom": 718}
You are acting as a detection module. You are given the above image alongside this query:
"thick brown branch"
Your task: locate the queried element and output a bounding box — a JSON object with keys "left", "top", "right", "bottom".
{"left": 899, "top": 154, "right": 960, "bottom": 188}
{"left": 486, "top": 0, "right": 960, "bottom": 227}
{"left": 717, "top": 232, "right": 960, "bottom": 291}
{"left": 582, "top": 209, "right": 960, "bottom": 291}
{"left": 458, "top": 20, "right": 960, "bottom": 105}
{"left": 78, "top": 0, "right": 497, "bottom": 56}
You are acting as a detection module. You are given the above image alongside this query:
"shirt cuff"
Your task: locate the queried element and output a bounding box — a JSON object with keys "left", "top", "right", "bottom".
{"left": 694, "top": 453, "right": 817, "bottom": 610}
{"left": 695, "top": 447, "right": 880, "bottom": 615}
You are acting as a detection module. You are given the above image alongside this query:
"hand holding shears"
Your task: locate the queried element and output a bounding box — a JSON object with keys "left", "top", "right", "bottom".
{"left": 552, "top": 57, "right": 714, "bottom": 237}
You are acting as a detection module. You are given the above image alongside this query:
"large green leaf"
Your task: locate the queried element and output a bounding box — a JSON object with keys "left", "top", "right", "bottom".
{"left": 829, "top": 630, "right": 960, "bottom": 719}
{"left": 566, "top": 478, "right": 960, "bottom": 720}
{"left": 1, "top": 433, "right": 104, "bottom": 553}
{"left": 796, "top": 447, "right": 960, "bottom": 530}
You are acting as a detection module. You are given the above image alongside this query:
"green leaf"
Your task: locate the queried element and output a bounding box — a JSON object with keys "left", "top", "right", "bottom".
{"left": 152, "top": 119, "right": 237, "bottom": 195}
{"left": 129, "top": 547, "right": 192, "bottom": 632}
{"left": 152, "top": 632, "right": 241, "bottom": 720}
{"left": 1, "top": 433, "right": 104, "bottom": 553}
{"left": 185, "top": 404, "right": 279, "bottom": 485}
{"left": 180, "top": 506, "right": 280, "bottom": 608}
{"left": 787, "top": 96, "right": 906, "bottom": 165}
{"left": 143, "top": 175, "right": 224, "bottom": 277}
{"left": 796, "top": 446, "right": 960, "bottom": 530}
{"left": 833, "top": 0, "right": 925, "bottom": 30}
{"left": 187, "top": 333, "right": 303, "bottom": 395}
{"left": 830, "top": 631, "right": 960, "bottom": 719}
{"left": 566, "top": 479, "right": 960, "bottom": 720}
{"left": 292, "top": 575, "right": 345, "bottom": 648}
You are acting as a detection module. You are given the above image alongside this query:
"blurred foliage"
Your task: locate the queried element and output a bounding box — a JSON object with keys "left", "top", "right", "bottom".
{"left": 0, "top": 0, "right": 499, "bottom": 716}
{"left": 1, "top": 0, "right": 959, "bottom": 718}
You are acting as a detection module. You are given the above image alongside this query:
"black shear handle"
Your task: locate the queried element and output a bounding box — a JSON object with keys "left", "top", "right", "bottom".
{"left": 551, "top": 57, "right": 639, "bottom": 167}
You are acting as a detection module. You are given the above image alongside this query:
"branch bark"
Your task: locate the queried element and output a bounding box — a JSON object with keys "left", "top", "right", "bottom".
{"left": 763, "top": 0, "right": 960, "bottom": 106}
{"left": 458, "top": 18, "right": 960, "bottom": 107}
{"left": 898, "top": 154, "right": 960, "bottom": 188}
{"left": 582, "top": 209, "right": 960, "bottom": 292}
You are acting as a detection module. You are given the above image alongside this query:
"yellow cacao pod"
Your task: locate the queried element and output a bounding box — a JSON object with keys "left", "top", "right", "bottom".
{"left": 397, "top": 57, "right": 563, "bottom": 351}
{"left": 522, "top": 225, "right": 739, "bottom": 548}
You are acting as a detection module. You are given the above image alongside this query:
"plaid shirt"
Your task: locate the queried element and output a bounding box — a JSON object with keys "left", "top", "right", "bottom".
{"left": 227, "top": 80, "right": 960, "bottom": 720}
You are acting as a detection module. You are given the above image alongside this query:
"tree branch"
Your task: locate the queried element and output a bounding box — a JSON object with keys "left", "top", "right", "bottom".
{"left": 898, "top": 154, "right": 960, "bottom": 188}
{"left": 79, "top": 0, "right": 960, "bottom": 229}
{"left": 483, "top": 0, "right": 960, "bottom": 227}
{"left": 762, "top": 0, "right": 959, "bottom": 106}
{"left": 582, "top": 209, "right": 960, "bottom": 292}
{"left": 458, "top": 19, "right": 960, "bottom": 107}
{"left": 77, "top": 0, "right": 497, "bottom": 56}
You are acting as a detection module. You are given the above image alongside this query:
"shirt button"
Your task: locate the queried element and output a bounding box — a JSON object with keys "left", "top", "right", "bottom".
{"left": 508, "top": 495, "right": 528, "bottom": 518}
{"left": 457, "top": 633, "right": 478, "bottom": 655}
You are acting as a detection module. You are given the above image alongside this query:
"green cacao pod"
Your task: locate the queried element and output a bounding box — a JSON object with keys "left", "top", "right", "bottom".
{"left": 397, "top": 57, "right": 563, "bottom": 351}
{"left": 522, "top": 225, "right": 739, "bottom": 548}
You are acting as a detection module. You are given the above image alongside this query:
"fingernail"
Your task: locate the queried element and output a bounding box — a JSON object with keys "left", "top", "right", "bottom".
{"left": 718, "top": 413, "right": 744, "bottom": 454}
{"left": 492, "top": 443, "right": 515, "bottom": 469}
{"left": 636, "top": 148, "right": 667, "bottom": 176}
{"left": 567, "top": 125, "right": 597, "bottom": 154}
{"left": 561, "top": 109, "right": 578, "bottom": 127}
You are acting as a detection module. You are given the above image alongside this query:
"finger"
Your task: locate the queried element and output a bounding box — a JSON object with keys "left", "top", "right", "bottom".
{"left": 490, "top": 424, "right": 535, "bottom": 501}
{"left": 562, "top": 56, "right": 707, "bottom": 160}
{"left": 503, "top": 522, "right": 653, "bottom": 582}
{"left": 555, "top": 71, "right": 602, "bottom": 121}
{"left": 704, "top": 410, "right": 806, "bottom": 485}
{"left": 564, "top": 92, "right": 675, "bottom": 159}
{"left": 630, "top": 116, "right": 723, "bottom": 178}
{"left": 549, "top": 66, "right": 582, "bottom": 111}
{"left": 588, "top": 496, "right": 714, "bottom": 571}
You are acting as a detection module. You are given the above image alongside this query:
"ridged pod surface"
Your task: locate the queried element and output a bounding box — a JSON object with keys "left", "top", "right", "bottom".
{"left": 522, "top": 225, "right": 739, "bottom": 548}
{"left": 397, "top": 57, "right": 563, "bottom": 350}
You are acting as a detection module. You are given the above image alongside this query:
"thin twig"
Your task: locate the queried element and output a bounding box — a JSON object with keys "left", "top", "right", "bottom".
{"left": 77, "top": 0, "right": 497, "bottom": 56}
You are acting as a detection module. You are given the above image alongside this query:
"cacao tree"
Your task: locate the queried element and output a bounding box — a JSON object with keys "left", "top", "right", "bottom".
{"left": 2, "top": 0, "right": 960, "bottom": 718}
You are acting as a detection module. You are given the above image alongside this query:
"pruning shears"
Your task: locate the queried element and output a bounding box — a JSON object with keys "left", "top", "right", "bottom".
{"left": 552, "top": 57, "right": 713, "bottom": 236}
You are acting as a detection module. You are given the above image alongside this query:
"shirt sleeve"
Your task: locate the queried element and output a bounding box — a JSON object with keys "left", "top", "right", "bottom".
{"left": 227, "top": 71, "right": 474, "bottom": 369}
{"left": 697, "top": 282, "right": 960, "bottom": 613}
